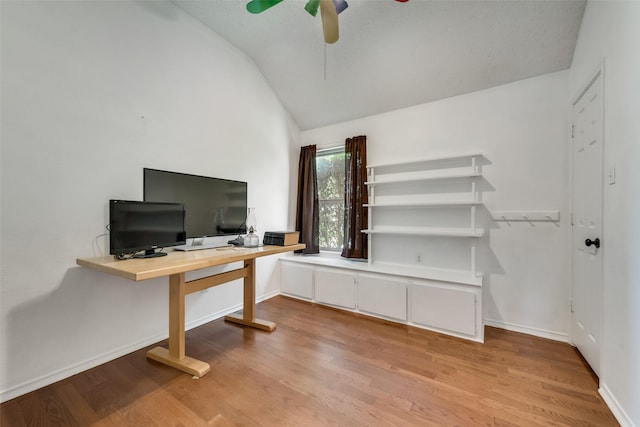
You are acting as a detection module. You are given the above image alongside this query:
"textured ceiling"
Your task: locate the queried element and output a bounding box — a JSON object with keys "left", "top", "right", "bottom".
{"left": 173, "top": 0, "right": 586, "bottom": 130}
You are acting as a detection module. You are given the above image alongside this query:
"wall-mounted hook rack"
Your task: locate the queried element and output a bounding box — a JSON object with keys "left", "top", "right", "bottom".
{"left": 492, "top": 210, "right": 560, "bottom": 222}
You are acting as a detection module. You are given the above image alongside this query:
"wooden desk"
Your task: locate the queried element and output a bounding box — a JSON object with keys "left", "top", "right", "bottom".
{"left": 77, "top": 244, "right": 305, "bottom": 377}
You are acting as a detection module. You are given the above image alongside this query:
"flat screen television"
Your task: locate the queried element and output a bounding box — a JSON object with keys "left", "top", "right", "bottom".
{"left": 143, "top": 168, "right": 248, "bottom": 242}
{"left": 109, "top": 200, "right": 186, "bottom": 259}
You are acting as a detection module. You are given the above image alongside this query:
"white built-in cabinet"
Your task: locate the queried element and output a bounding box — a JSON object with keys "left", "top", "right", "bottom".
{"left": 358, "top": 274, "right": 407, "bottom": 321}
{"left": 314, "top": 268, "right": 356, "bottom": 309}
{"left": 280, "top": 153, "right": 486, "bottom": 342}
{"left": 280, "top": 262, "right": 313, "bottom": 299}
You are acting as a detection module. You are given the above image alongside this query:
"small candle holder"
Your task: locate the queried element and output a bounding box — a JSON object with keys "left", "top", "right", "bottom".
{"left": 243, "top": 208, "right": 260, "bottom": 247}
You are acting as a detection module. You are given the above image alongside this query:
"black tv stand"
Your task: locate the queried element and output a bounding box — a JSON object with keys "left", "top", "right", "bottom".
{"left": 134, "top": 249, "right": 168, "bottom": 259}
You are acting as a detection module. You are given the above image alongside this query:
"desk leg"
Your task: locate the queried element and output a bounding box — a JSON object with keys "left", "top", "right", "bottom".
{"left": 146, "top": 272, "right": 211, "bottom": 377}
{"left": 224, "top": 259, "right": 276, "bottom": 331}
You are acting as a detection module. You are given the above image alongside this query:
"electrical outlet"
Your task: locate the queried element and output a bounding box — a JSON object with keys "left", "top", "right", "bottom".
{"left": 416, "top": 253, "right": 422, "bottom": 263}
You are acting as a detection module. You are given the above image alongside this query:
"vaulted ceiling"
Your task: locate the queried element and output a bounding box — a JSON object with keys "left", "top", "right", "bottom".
{"left": 173, "top": 0, "right": 586, "bottom": 130}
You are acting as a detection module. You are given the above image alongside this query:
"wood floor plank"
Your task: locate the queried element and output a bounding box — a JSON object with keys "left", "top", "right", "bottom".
{"left": 1, "top": 296, "right": 619, "bottom": 426}
{"left": 53, "top": 381, "right": 102, "bottom": 425}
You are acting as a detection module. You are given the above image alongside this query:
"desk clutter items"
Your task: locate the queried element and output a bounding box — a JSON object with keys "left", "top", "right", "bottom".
{"left": 263, "top": 231, "right": 300, "bottom": 246}
{"left": 227, "top": 236, "right": 245, "bottom": 246}
{"left": 243, "top": 208, "right": 260, "bottom": 247}
{"left": 243, "top": 226, "right": 260, "bottom": 247}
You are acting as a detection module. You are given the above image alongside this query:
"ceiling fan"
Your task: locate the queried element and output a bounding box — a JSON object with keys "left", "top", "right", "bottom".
{"left": 246, "top": 0, "right": 410, "bottom": 44}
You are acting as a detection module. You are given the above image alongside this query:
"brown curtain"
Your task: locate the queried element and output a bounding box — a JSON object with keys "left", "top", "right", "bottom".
{"left": 295, "top": 145, "right": 320, "bottom": 254}
{"left": 341, "top": 135, "right": 368, "bottom": 259}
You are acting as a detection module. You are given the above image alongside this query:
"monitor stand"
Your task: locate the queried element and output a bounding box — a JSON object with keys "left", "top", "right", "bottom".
{"left": 173, "top": 238, "right": 229, "bottom": 251}
{"left": 190, "top": 237, "right": 206, "bottom": 247}
{"left": 134, "top": 249, "right": 168, "bottom": 259}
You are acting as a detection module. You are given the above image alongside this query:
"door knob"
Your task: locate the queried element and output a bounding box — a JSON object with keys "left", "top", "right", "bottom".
{"left": 585, "top": 238, "right": 600, "bottom": 248}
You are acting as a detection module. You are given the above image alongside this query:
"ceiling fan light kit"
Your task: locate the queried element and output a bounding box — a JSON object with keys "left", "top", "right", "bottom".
{"left": 247, "top": 0, "right": 409, "bottom": 44}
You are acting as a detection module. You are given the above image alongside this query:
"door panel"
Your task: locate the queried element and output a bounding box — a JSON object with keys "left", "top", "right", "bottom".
{"left": 358, "top": 273, "right": 407, "bottom": 321}
{"left": 315, "top": 268, "right": 356, "bottom": 309}
{"left": 411, "top": 280, "right": 478, "bottom": 337}
{"left": 280, "top": 261, "right": 314, "bottom": 299}
{"left": 571, "top": 70, "right": 604, "bottom": 376}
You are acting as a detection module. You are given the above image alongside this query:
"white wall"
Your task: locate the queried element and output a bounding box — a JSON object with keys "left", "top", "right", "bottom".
{"left": 570, "top": 2, "right": 640, "bottom": 426}
{"left": 297, "top": 71, "right": 571, "bottom": 341}
{"left": 0, "top": 1, "right": 298, "bottom": 402}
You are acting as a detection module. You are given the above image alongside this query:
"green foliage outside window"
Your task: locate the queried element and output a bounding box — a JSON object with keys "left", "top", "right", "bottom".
{"left": 316, "top": 150, "right": 345, "bottom": 251}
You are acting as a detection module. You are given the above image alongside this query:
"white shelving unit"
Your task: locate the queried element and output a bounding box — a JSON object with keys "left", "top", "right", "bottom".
{"left": 280, "top": 153, "right": 488, "bottom": 343}
{"left": 364, "top": 153, "right": 485, "bottom": 285}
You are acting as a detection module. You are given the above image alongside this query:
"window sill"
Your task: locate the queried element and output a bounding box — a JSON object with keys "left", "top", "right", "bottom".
{"left": 280, "top": 253, "right": 482, "bottom": 286}
{"left": 281, "top": 251, "right": 368, "bottom": 269}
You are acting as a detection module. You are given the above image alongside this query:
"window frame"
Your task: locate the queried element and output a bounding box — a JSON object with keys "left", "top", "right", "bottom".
{"left": 316, "top": 146, "right": 346, "bottom": 252}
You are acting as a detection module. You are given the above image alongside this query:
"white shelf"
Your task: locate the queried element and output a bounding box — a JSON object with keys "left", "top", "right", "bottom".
{"left": 367, "top": 153, "right": 484, "bottom": 169}
{"left": 362, "top": 226, "right": 484, "bottom": 238}
{"left": 365, "top": 201, "right": 482, "bottom": 208}
{"left": 365, "top": 171, "right": 481, "bottom": 186}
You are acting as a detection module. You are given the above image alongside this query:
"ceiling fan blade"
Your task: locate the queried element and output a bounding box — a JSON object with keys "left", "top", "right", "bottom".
{"left": 334, "top": 0, "right": 348, "bottom": 14}
{"left": 304, "top": 0, "right": 320, "bottom": 16}
{"left": 246, "top": 0, "right": 285, "bottom": 14}
{"left": 320, "top": 0, "right": 339, "bottom": 43}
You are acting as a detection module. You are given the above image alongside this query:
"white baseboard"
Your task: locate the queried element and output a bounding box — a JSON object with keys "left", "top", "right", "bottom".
{"left": 599, "top": 382, "right": 636, "bottom": 427}
{"left": 0, "top": 291, "right": 280, "bottom": 404}
{"left": 0, "top": 332, "right": 167, "bottom": 403}
{"left": 484, "top": 318, "right": 569, "bottom": 343}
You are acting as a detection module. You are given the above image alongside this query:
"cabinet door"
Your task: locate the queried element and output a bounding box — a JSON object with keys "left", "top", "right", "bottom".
{"left": 315, "top": 268, "right": 356, "bottom": 309}
{"left": 280, "top": 261, "right": 313, "bottom": 300}
{"left": 411, "top": 280, "right": 478, "bottom": 337}
{"left": 358, "top": 273, "right": 407, "bottom": 321}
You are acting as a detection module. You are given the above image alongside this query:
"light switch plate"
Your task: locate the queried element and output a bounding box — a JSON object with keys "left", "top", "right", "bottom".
{"left": 608, "top": 166, "right": 616, "bottom": 185}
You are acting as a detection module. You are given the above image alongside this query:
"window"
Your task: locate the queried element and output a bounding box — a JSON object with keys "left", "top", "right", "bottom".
{"left": 316, "top": 147, "right": 345, "bottom": 252}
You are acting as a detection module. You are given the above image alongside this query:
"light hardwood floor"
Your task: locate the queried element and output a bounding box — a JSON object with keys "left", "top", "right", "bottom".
{"left": 1, "top": 296, "right": 618, "bottom": 426}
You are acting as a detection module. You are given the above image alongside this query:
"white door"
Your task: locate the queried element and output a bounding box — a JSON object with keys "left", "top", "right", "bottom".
{"left": 571, "top": 70, "right": 604, "bottom": 376}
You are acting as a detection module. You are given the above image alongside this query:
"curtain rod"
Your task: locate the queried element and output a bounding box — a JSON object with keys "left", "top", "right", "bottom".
{"left": 317, "top": 144, "right": 344, "bottom": 154}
